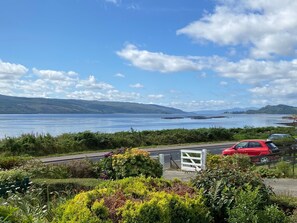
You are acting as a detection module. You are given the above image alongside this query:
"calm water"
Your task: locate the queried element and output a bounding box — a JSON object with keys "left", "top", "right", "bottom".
{"left": 0, "top": 113, "right": 292, "bottom": 138}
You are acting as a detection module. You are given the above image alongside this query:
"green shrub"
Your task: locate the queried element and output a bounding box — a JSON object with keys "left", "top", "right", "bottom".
{"left": 0, "top": 169, "right": 28, "bottom": 183}
{"left": 21, "top": 160, "right": 69, "bottom": 179}
{"left": 207, "top": 153, "right": 253, "bottom": 171}
{"left": 0, "top": 205, "right": 30, "bottom": 223}
{"left": 0, "top": 155, "right": 31, "bottom": 170}
{"left": 276, "top": 161, "right": 292, "bottom": 177}
{"left": 254, "top": 166, "right": 282, "bottom": 178}
{"left": 53, "top": 177, "right": 211, "bottom": 223}
{"left": 96, "top": 148, "right": 163, "bottom": 180}
{"left": 228, "top": 186, "right": 289, "bottom": 223}
{"left": 270, "top": 195, "right": 297, "bottom": 216}
{"left": 32, "top": 178, "right": 101, "bottom": 201}
{"left": 64, "top": 159, "right": 97, "bottom": 178}
{"left": 191, "top": 168, "right": 272, "bottom": 222}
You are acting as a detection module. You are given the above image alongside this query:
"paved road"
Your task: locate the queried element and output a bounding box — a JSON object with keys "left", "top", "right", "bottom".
{"left": 40, "top": 142, "right": 235, "bottom": 164}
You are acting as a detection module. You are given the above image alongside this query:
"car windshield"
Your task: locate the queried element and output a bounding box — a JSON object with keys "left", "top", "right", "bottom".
{"left": 268, "top": 134, "right": 291, "bottom": 140}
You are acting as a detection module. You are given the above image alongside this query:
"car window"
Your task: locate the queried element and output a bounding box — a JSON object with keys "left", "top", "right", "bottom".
{"left": 235, "top": 142, "right": 249, "bottom": 149}
{"left": 266, "top": 142, "right": 278, "bottom": 151}
{"left": 248, "top": 142, "right": 262, "bottom": 148}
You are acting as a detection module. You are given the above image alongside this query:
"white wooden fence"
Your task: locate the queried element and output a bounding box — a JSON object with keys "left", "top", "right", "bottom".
{"left": 181, "top": 149, "right": 207, "bottom": 172}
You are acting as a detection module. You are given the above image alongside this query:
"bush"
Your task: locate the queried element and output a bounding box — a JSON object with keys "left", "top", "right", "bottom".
{"left": 0, "top": 169, "right": 29, "bottom": 183}
{"left": 21, "top": 160, "right": 69, "bottom": 179}
{"left": 95, "top": 148, "right": 163, "bottom": 180}
{"left": 228, "top": 186, "right": 289, "bottom": 223}
{"left": 254, "top": 166, "right": 282, "bottom": 178}
{"left": 207, "top": 153, "right": 253, "bottom": 171}
{"left": 53, "top": 177, "right": 211, "bottom": 223}
{"left": 191, "top": 168, "right": 272, "bottom": 222}
{"left": 0, "top": 155, "right": 31, "bottom": 170}
{"left": 0, "top": 205, "right": 30, "bottom": 223}
{"left": 275, "top": 161, "right": 292, "bottom": 177}
{"left": 64, "top": 159, "right": 97, "bottom": 178}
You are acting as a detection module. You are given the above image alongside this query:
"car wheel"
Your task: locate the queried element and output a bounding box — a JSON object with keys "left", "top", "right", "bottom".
{"left": 260, "top": 157, "right": 269, "bottom": 163}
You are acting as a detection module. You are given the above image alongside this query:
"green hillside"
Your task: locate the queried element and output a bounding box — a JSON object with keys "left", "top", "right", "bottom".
{"left": 246, "top": 104, "right": 297, "bottom": 114}
{"left": 0, "top": 94, "right": 185, "bottom": 114}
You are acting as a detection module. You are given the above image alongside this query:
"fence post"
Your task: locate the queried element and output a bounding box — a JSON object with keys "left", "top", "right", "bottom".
{"left": 202, "top": 149, "right": 207, "bottom": 170}
{"left": 158, "top": 154, "right": 165, "bottom": 169}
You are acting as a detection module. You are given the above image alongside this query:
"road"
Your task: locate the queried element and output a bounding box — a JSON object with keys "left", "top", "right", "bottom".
{"left": 40, "top": 142, "right": 235, "bottom": 164}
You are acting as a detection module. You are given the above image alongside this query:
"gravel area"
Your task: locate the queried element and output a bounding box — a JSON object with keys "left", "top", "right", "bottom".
{"left": 163, "top": 170, "right": 297, "bottom": 197}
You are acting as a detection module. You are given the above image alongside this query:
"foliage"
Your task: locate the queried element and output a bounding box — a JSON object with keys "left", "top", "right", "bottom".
{"left": 206, "top": 153, "right": 253, "bottom": 171}
{"left": 53, "top": 177, "right": 212, "bottom": 223}
{"left": 0, "top": 155, "right": 31, "bottom": 170}
{"left": 270, "top": 195, "right": 297, "bottom": 216}
{"left": 95, "top": 148, "right": 163, "bottom": 180}
{"left": 21, "top": 159, "right": 97, "bottom": 179}
{"left": 0, "top": 126, "right": 295, "bottom": 156}
{"left": 275, "top": 161, "right": 292, "bottom": 177}
{"left": 0, "top": 205, "right": 30, "bottom": 223}
{"left": 254, "top": 166, "right": 283, "bottom": 178}
{"left": 228, "top": 186, "right": 289, "bottom": 223}
{"left": 32, "top": 178, "right": 101, "bottom": 201}
{"left": 0, "top": 169, "right": 29, "bottom": 183}
{"left": 21, "top": 160, "right": 69, "bottom": 179}
{"left": 191, "top": 168, "right": 272, "bottom": 222}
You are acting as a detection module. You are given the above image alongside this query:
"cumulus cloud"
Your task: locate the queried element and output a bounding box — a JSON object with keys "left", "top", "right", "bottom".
{"left": 0, "top": 60, "right": 28, "bottom": 79}
{"left": 177, "top": 0, "right": 297, "bottom": 58}
{"left": 117, "top": 44, "right": 217, "bottom": 73}
{"left": 32, "top": 68, "right": 78, "bottom": 81}
{"left": 76, "top": 75, "right": 114, "bottom": 90}
{"left": 0, "top": 61, "right": 142, "bottom": 102}
{"left": 129, "top": 83, "right": 144, "bottom": 88}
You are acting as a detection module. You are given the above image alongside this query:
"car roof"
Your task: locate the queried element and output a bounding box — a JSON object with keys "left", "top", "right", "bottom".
{"left": 240, "top": 139, "right": 266, "bottom": 142}
{"left": 269, "top": 134, "right": 290, "bottom": 136}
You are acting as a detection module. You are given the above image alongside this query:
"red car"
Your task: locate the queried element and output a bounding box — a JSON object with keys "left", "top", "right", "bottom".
{"left": 222, "top": 140, "right": 279, "bottom": 156}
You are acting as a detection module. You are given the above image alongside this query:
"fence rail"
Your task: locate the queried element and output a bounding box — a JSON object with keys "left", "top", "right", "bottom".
{"left": 180, "top": 149, "right": 207, "bottom": 172}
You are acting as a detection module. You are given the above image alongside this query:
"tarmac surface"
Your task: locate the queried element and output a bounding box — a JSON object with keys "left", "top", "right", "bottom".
{"left": 163, "top": 170, "right": 297, "bottom": 197}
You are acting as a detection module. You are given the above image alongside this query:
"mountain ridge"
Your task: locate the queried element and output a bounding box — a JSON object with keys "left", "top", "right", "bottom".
{"left": 246, "top": 104, "right": 297, "bottom": 114}
{"left": 0, "top": 94, "right": 185, "bottom": 114}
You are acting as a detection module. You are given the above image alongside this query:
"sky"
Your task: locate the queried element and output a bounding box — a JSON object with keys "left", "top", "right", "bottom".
{"left": 1, "top": 0, "right": 297, "bottom": 111}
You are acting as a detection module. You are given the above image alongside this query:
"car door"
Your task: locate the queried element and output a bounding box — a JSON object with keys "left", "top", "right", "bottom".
{"left": 245, "top": 141, "right": 264, "bottom": 156}
{"left": 234, "top": 141, "right": 249, "bottom": 154}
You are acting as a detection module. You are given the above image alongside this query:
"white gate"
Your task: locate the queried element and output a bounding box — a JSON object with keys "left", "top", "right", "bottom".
{"left": 180, "top": 149, "right": 207, "bottom": 172}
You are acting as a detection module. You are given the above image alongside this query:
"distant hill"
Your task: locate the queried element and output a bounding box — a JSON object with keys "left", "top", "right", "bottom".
{"left": 193, "top": 107, "right": 258, "bottom": 115}
{"left": 246, "top": 104, "right": 297, "bottom": 114}
{"left": 0, "top": 94, "right": 185, "bottom": 114}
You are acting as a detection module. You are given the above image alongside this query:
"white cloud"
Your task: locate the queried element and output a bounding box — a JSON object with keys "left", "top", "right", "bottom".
{"left": 129, "top": 83, "right": 144, "bottom": 88}
{"left": 114, "top": 73, "right": 125, "bottom": 78}
{"left": 76, "top": 75, "right": 114, "bottom": 90}
{"left": 0, "top": 60, "right": 28, "bottom": 79}
{"left": 177, "top": 0, "right": 297, "bottom": 58}
{"left": 170, "top": 100, "right": 235, "bottom": 111}
{"left": 148, "top": 94, "right": 164, "bottom": 99}
{"left": 32, "top": 68, "right": 78, "bottom": 81}
{"left": 117, "top": 44, "right": 215, "bottom": 73}
{"left": 215, "top": 59, "right": 297, "bottom": 84}
{"left": 67, "top": 90, "right": 140, "bottom": 101}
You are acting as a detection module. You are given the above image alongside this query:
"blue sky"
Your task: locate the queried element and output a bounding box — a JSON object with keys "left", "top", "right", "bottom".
{"left": 1, "top": 0, "right": 297, "bottom": 111}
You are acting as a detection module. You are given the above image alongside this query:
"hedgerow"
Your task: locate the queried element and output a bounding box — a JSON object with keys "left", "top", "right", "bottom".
{"left": 0, "top": 126, "right": 295, "bottom": 156}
